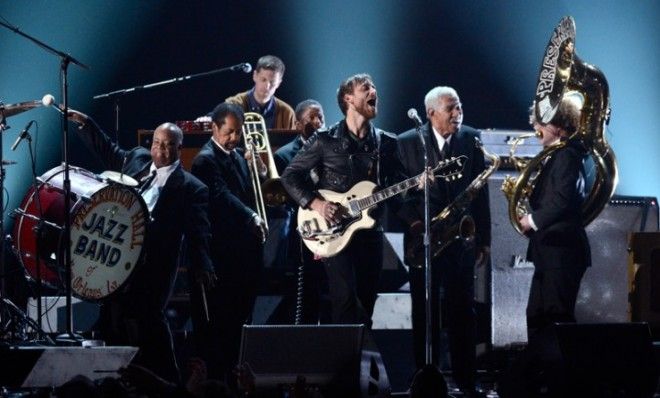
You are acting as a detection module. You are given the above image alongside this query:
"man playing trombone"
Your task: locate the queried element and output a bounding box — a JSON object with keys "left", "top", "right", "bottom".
{"left": 189, "top": 102, "right": 267, "bottom": 383}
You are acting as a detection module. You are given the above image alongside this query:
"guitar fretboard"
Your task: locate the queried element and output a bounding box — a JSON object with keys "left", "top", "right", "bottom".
{"left": 353, "top": 175, "right": 421, "bottom": 212}
{"left": 349, "top": 156, "right": 464, "bottom": 213}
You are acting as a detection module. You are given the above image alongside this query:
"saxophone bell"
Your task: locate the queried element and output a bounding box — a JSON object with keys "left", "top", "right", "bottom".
{"left": 406, "top": 139, "right": 499, "bottom": 268}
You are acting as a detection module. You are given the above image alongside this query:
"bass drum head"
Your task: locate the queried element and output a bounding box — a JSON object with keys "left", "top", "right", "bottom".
{"left": 70, "top": 183, "right": 148, "bottom": 301}
{"left": 13, "top": 184, "right": 67, "bottom": 290}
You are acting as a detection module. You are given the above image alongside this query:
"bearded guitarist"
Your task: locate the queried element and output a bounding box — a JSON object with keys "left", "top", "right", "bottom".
{"left": 281, "top": 74, "right": 406, "bottom": 337}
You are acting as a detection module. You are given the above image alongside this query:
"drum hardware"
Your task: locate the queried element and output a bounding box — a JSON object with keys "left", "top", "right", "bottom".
{"left": 1, "top": 17, "right": 89, "bottom": 344}
{"left": 0, "top": 100, "right": 42, "bottom": 118}
{"left": 0, "top": 101, "right": 49, "bottom": 337}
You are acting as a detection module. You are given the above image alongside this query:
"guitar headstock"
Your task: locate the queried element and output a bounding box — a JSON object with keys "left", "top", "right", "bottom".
{"left": 433, "top": 155, "right": 467, "bottom": 182}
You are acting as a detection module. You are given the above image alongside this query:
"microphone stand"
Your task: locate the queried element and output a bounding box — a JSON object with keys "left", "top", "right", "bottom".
{"left": 410, "top": 123, "right": 448, "bottom": 396}
{"left": 93, "top": 63, "right": 250, "bottom": 140}
{"left": 0, "top": 18, "right": 89, "bottom": 344}
{"left": 22, "top": 126, "right": 46, "bottom": 330}
{"left": 0, "top": 108, "right": 7, "bottom": 299}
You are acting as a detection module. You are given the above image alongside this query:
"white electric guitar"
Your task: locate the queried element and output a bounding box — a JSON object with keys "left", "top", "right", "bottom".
{"left": 297, "top": 156, "right": 467, "bottom": 257}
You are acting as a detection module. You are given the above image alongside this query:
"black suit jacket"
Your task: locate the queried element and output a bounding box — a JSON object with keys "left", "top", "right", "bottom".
{"left": 191, "top": 140, "right": 262, "bottom": 276}
{"left": 397, "top": 123, "right": 491, "bottom": 248}
{"left": 527, "top": 140, "right": 591, "bottom": 269}
{"left": 274, "top": 135, "right": 304, "bottom": 175}
{"left": 77, "top": 121, "right": 213, "bottom": 311}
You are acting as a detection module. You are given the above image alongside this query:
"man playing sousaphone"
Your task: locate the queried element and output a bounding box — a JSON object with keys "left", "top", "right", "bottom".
{"left": 68, "top": 110, "right": 214, "bottom": 384}
{"left": 519, "top": 97, "right": 591, "bottom": 336}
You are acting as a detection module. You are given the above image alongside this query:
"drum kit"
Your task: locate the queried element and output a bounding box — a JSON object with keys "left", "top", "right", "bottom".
{"left": 1, "top": 99, "right": 148, "bottom": 343}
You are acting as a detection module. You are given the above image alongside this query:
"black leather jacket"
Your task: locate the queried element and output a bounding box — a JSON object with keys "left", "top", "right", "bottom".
{"left": 281, "top": 120, "right": 405, "bottom": 210}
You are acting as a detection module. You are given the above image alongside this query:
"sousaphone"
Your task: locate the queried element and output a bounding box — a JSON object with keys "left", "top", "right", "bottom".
{"left": 502, "top": 16, "right": 618, "bottom": 234}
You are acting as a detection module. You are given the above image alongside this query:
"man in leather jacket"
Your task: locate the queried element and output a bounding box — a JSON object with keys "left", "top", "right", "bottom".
{"left": 281, "top": 74, "right": 405, "bottom": 332}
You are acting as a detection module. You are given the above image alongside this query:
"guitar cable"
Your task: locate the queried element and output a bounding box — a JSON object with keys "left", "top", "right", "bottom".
{"left": 294, "top": 237, "right": 305, "bottom": 325}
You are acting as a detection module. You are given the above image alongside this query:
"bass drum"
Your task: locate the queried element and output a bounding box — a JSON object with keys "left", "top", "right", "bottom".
{"left": 13, "top": 164, "right": 148, "bottom": 301}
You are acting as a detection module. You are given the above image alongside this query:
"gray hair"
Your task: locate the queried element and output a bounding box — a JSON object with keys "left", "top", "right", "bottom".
{"left": 424, "top": 86, "right": 459, "bottom": 112}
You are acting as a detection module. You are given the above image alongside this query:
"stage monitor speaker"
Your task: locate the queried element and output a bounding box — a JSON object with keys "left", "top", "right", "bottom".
{"left": 489, "top": 172, "right": 659, "bottom": 347}
{"left": 239, "top": 325, "right": 364, "bottom": 395}
{"left": 554, "top": 322, "right": 657, "bottom": 396}
{"left": 0, "top": 346, "right": 137, "bottom": 388}
{"left": 499, "top": 322, "right": 657, "bottom": 396}
{"left": 629, "top": 231, "right": 660, "bottom": 336}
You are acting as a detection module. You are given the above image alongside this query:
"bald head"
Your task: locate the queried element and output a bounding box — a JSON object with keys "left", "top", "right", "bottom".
{"left": 151, "top": 122, "right": 183, "bottom": 168}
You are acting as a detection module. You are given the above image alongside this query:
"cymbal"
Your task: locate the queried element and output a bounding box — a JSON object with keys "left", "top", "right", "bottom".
{"left": 100, "top": 170, "right": 139, "bottom": 187}
{"left": 0, "top": 100, "right": 41, "bottom": 118}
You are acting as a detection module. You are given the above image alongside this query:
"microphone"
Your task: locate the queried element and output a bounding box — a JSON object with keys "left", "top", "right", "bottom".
{"left": 11, "top": 120, "right": 34, "bottom": 151}
{"left": 407, "top": 108, "right": 423, "bottom": 127}
{"left": 231, "top": 63, "right": 252, "bottom": 73}
{"left": 42, "top": 94, "right": 64, "bottom": 114}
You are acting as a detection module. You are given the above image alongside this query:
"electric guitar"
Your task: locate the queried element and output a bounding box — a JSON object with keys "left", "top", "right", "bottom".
{"left": 297, "top": 156, "right": 467, "bottom": 257}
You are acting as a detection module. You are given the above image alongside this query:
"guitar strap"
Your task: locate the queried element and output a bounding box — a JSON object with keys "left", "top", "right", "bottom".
{"left": 375, "top": 128, "right": 382, "bottom": 187}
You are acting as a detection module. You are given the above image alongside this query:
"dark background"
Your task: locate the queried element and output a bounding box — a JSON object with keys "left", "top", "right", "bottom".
{"left": 1, "top": 0, "right": 659, "bottom": 229}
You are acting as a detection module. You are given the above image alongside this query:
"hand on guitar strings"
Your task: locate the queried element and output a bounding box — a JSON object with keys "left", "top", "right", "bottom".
{"left": 311, "top": 198, "right": 344, "bottom": 225}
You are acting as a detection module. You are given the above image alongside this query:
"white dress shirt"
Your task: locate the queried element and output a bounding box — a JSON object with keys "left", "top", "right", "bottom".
{"left": 142, "top": 160, "right": 180, "bottom": 212}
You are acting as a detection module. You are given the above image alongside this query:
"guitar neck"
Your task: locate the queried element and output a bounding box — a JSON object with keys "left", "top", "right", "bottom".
{"left": 352, "top": 173, "right": 421, "bottom": 212}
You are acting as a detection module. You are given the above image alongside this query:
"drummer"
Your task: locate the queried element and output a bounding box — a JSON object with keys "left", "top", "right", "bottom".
{"left": 68, "top": 110, "right": 215, "bottom": 384}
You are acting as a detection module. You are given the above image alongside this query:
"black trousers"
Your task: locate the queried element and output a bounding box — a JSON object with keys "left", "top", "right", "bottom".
{"left": 409, "top": 241, "right": 477, "bottom": 390}
{"left": 98, "top": 299, "right": 180, "bottom": 384}
{"left": 323, "top": 230, "right": 383, "bottom": 328}
{"left": 526, "top": 265, "right": 587, "bottom": 334}
{"left": 189, "top": 258, "right": 262, "bottom": 382}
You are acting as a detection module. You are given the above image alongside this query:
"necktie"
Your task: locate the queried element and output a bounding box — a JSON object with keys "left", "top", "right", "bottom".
{"left": 138, "top": 170, "right": 157, "bottom": 195}
{"left": 139, "top": 171, "right": 160, "bottom": 212}
{"left": 440, "top": 141, "right": 450, "bottom": 160}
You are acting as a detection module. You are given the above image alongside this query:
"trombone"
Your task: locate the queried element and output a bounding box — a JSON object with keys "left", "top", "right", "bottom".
{"left": 242, "top": 112, "right": 290, "bottom": 229}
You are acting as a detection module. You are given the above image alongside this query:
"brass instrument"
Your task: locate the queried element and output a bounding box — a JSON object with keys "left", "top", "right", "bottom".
{"left": 242, "top": 113, "right": 290, "bottom": 228}
{"left": 501, "top": 16, "right": 618, "bottom": 235}
{"left": 406, "top": 139, "right": 500, "bottom": 267}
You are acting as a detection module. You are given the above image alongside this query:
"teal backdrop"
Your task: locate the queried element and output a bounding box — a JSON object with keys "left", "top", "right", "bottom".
{"left": 1, "top": 1, "right": 658, "bottom": 233}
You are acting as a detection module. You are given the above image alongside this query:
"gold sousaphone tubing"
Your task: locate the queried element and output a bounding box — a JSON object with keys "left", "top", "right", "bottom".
{"left": 501, "top": 16, "right": 618, "bottom": 235}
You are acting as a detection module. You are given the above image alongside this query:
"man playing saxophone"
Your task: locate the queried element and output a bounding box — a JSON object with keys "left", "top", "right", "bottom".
{"left": 397, "top": 86, "right": 491, "bottom": 396}
{"left": 519, "top": 98, "right": 591, "bottom": 336}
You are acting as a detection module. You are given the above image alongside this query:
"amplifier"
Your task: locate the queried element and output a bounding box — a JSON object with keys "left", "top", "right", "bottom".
{"left": 489, "top": 174, "right": 659, "bottom": 347}
{"left": 480, "top": 129, "right": 542, "bottom": 170}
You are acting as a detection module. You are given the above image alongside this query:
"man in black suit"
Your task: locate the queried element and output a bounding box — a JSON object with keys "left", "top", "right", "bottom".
{"left": 497, "top": 99, "right": 591, "bottom": 398}
{"left": 397, "top": 86, "right": 491, "bottom": 394}
{"left": 272, "top": 99, "right": 327, "bottom": 324}
{"left": 68, "top": 110, "right": 214, "bottom": 384}
{"left": 189, "top": 102, "right": 268, "bottom": 382}
{"left": 519, "top": 98, "right": 590, "bottom": 334}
